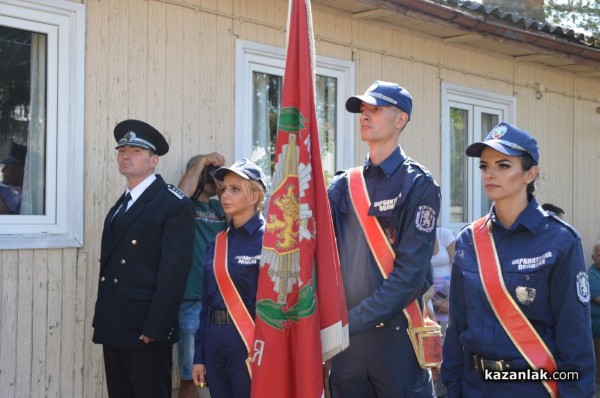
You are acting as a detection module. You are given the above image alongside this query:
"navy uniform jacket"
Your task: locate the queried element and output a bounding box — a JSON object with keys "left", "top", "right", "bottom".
{"left": 92, "top": 174, "right": 195, "bottom": 349}
{"left": 194, "top": 213, "right": 264, "bottom": 364}
{"left": 328, "top": 146, "right": 441, "bottom": 335}
{"left": 442, "top": 198, "right": 595, "bottom": 397}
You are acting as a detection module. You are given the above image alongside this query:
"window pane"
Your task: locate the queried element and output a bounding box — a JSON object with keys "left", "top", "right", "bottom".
{"left": 0, "top": 26, "right": 47, "bottom": 215}
{"left": 479, "top": 113, "right": 499, "bottom": 214}
{"left": 449, "top": 107, "right": 468, "bottom": 223}
{"left": 480, "top": 113, "right": 498, "bottom": 140}
{"left": 251, "top": 72, "right": 281, "bottom": 187}
{"left": 315, "top": 76, "right": 337, "bottom": 186}
{"left": 251, "top": 72, "right": 337, "bottom": 187}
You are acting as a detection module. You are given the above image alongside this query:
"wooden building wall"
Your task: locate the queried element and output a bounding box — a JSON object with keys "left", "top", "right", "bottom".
{"left": 0, "top": 0, "right": 598, "bottom": 396}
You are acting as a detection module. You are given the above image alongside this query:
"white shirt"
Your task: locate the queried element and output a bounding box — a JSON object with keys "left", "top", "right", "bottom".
{"left": 123, "top": 174, "right": 157, "bottom": 211}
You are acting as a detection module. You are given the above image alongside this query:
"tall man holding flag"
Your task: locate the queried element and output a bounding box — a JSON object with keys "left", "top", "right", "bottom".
{"left": 328, "top": 80, "right": 441, "bottom": 397}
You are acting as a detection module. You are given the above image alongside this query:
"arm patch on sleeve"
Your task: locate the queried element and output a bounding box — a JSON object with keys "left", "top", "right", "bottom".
{"left": 577, "top": 271, "right": 590, "bottom": 304}
{"left": 415, "top": 205, "right": 436, "bottom": 233}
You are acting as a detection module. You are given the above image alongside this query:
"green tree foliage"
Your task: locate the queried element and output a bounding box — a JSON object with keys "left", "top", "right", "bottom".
{"left": 545, "top": 0, "right": 600, "bottom": 45}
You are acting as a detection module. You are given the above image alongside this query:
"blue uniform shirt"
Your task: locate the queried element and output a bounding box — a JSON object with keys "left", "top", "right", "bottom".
{"left": 193, "top": 212, "right": 264, "bottom": 364}
{"left": 328, "top": 146, "right": 440, "bottom": 335}
{"left": 0, "top": 183, "right": 22, "bottom": 213}
{"left": 442, "top": 198, "right": 595, "bottom": 397}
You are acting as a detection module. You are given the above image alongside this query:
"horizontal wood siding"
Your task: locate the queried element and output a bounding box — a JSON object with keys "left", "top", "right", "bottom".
{"left": 0, "top": 0, "right": 598, "bottom": 396}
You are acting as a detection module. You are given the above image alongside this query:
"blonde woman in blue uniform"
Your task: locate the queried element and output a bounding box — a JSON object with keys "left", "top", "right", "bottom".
{"left": 192, "top": 159, "right": 266, "bottom": 398}
{"left": 442, "top": 122, "right": 594, "bottom": 397}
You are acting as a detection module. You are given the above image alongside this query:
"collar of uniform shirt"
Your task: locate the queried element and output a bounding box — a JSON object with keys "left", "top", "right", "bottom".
{"left": 364, "top": 146, "right": 406, "bottom": 179}
{"left": 489, "top": 198, "right": 545, "bottom": 235}
{"left": 227, "top": 212, "right": 264, "bottom": 236}
{"left": 124, "top": 174, "right": 157, "bottom": 210}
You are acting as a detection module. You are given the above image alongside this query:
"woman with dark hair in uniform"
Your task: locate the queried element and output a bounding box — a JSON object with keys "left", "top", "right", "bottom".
{"left": 192, "top": 159, "right": 266, "bottom": 398}
{"left": 441, "top": 122, "right": 594, "bottom": 397}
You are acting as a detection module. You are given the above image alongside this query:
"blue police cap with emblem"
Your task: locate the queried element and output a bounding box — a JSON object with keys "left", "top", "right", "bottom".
{"left": 214, "top": 158, "right": 267, "bottom": 191}
{"left": 345, "top": 80, "right": 413, "bottom": 120}
{"left": 466, "top": 121, "right": 539, "bottom": 164}
{"left": 114, "top": 119, "right": 169, "bottom": 156}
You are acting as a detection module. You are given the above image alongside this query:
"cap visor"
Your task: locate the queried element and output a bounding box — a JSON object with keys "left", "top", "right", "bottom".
{"left": 345, "top": 95, "right": 390, "bottom": 113}
{"left": 213, "top": 167, "right": 250, "bottom": 183}
{"left": 0, "top": 156, "right": 21, "bottom": 164}
{"left": 466, "top": 141, "right": 524, "bottom": 157}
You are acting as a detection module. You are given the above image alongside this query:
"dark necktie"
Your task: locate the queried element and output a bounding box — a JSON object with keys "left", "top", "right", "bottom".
{"left": 111, "top": 192, "right": 131, "bottom": 232}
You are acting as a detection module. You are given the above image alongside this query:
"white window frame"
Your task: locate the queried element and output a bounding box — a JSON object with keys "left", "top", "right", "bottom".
{"left": 441, "top": 82, "right": 516, "bottom": 234}
{"left": 0, "top": 0, "right": 85, "bottom": 248}
{"left": 234, "top": 39, "right": 355, "bottom": 174}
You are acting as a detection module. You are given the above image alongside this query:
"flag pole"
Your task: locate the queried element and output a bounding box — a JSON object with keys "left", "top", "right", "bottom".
{"left": 323, "top": 357, "right": 332, "bottom": 398}
{"left": 286, "top": 0, "right": 292, "bottom": 49}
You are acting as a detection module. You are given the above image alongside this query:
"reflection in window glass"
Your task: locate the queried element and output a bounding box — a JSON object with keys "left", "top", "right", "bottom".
{"left": 252, "top": 72, "right": 281, "bottom": 185}
{"left": 316, "top": 76, "right": 337, "bottom": 186}
{"left": 0, "top": 26, "right": 46, "bottom": 215}
{"left": 449, "top": 107, "right": 467, "bottom": 223}
{"left": 251, "top": 72, "right": 337, "bottom": 186}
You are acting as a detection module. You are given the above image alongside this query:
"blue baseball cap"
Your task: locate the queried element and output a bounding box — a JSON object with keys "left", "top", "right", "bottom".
{"left": 214, "top": 158, "right": 267, "bottom": 191}
{"left": 466, "top": 122, "right": 539, "bottom": 164}
{"left": 345, "top": 80, "right": 413, "bottom": 120}
{"left": 114, "top": 119, "right": 169, "bottom": 156}
{"left": 0, "top": 142, "right": 27, "bottom": 165}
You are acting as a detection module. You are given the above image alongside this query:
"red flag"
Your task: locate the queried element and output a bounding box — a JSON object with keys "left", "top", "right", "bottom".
{"left": 251, "top": 0, "right": 349, "bottom": 397}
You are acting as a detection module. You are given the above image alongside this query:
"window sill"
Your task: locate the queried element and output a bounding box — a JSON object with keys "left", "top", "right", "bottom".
{"left": 0, "top": 233, "right": 83, "bottom": 249}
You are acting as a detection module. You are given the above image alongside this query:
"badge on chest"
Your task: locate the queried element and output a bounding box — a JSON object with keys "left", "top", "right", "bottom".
{"left": 515, "top": 286, "right": 537, "bottom": 306}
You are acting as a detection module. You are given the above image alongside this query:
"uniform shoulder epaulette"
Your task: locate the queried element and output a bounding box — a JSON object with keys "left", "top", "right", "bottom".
{"left": 405, "top": 157, "right": 435, "bottom": 182}
{"left": 329, "top": 169, "right": 348, "bottom": 188}
{"left": 547, "top": 212, "right": 581, "bottom": 239}
{"left": 166, "top": 184, "right": 186, "bottom": 199}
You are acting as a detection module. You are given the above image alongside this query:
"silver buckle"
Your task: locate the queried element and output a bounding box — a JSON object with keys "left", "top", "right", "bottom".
{"left": 481, "top": 358, "right": 506, "bottom": 371}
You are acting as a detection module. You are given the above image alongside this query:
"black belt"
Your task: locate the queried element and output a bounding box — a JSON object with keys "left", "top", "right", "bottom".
{"left": 210, "top": 309, "right": 233, "bottom": 325}
{"left": 469, "top": 352, "right": 513, "bottom": 372}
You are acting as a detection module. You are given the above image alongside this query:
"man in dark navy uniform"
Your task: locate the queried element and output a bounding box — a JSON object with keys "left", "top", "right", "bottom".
{"left": 92, "top": 119, "right": 195, "bottom": 398}
{"left": 328, "top": 81, "right": 441, "bottom": 397}
{"left": 0, "top": 142, "right": 26, "bottom": 214}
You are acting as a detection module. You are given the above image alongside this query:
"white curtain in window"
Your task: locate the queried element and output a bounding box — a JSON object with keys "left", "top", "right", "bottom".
{"left": 21, "top": 32, "right": 46, "bottom": 215}
{"left": 315, "top": 76, "right": 336, "bottom": 182}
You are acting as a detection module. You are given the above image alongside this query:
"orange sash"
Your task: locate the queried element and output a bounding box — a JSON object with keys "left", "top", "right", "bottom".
{"left": 213, "top": 230, "right": 255, "bottom": 378}
{"left": 472, "top": 216, "right": 558, "bottom": 397}
{"left": 347, "top": 167, "right": 442, "bottom": 368}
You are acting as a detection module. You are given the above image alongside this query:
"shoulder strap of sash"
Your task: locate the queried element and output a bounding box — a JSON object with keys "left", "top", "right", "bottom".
{"left": 213, "top": 230, "right": 255, "bottom": 376}
{"left": 471, "top": 216, "right": 558, "bottom": 397}
{"left": 347, "top": 167, "right": 433, "bottom": 329}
